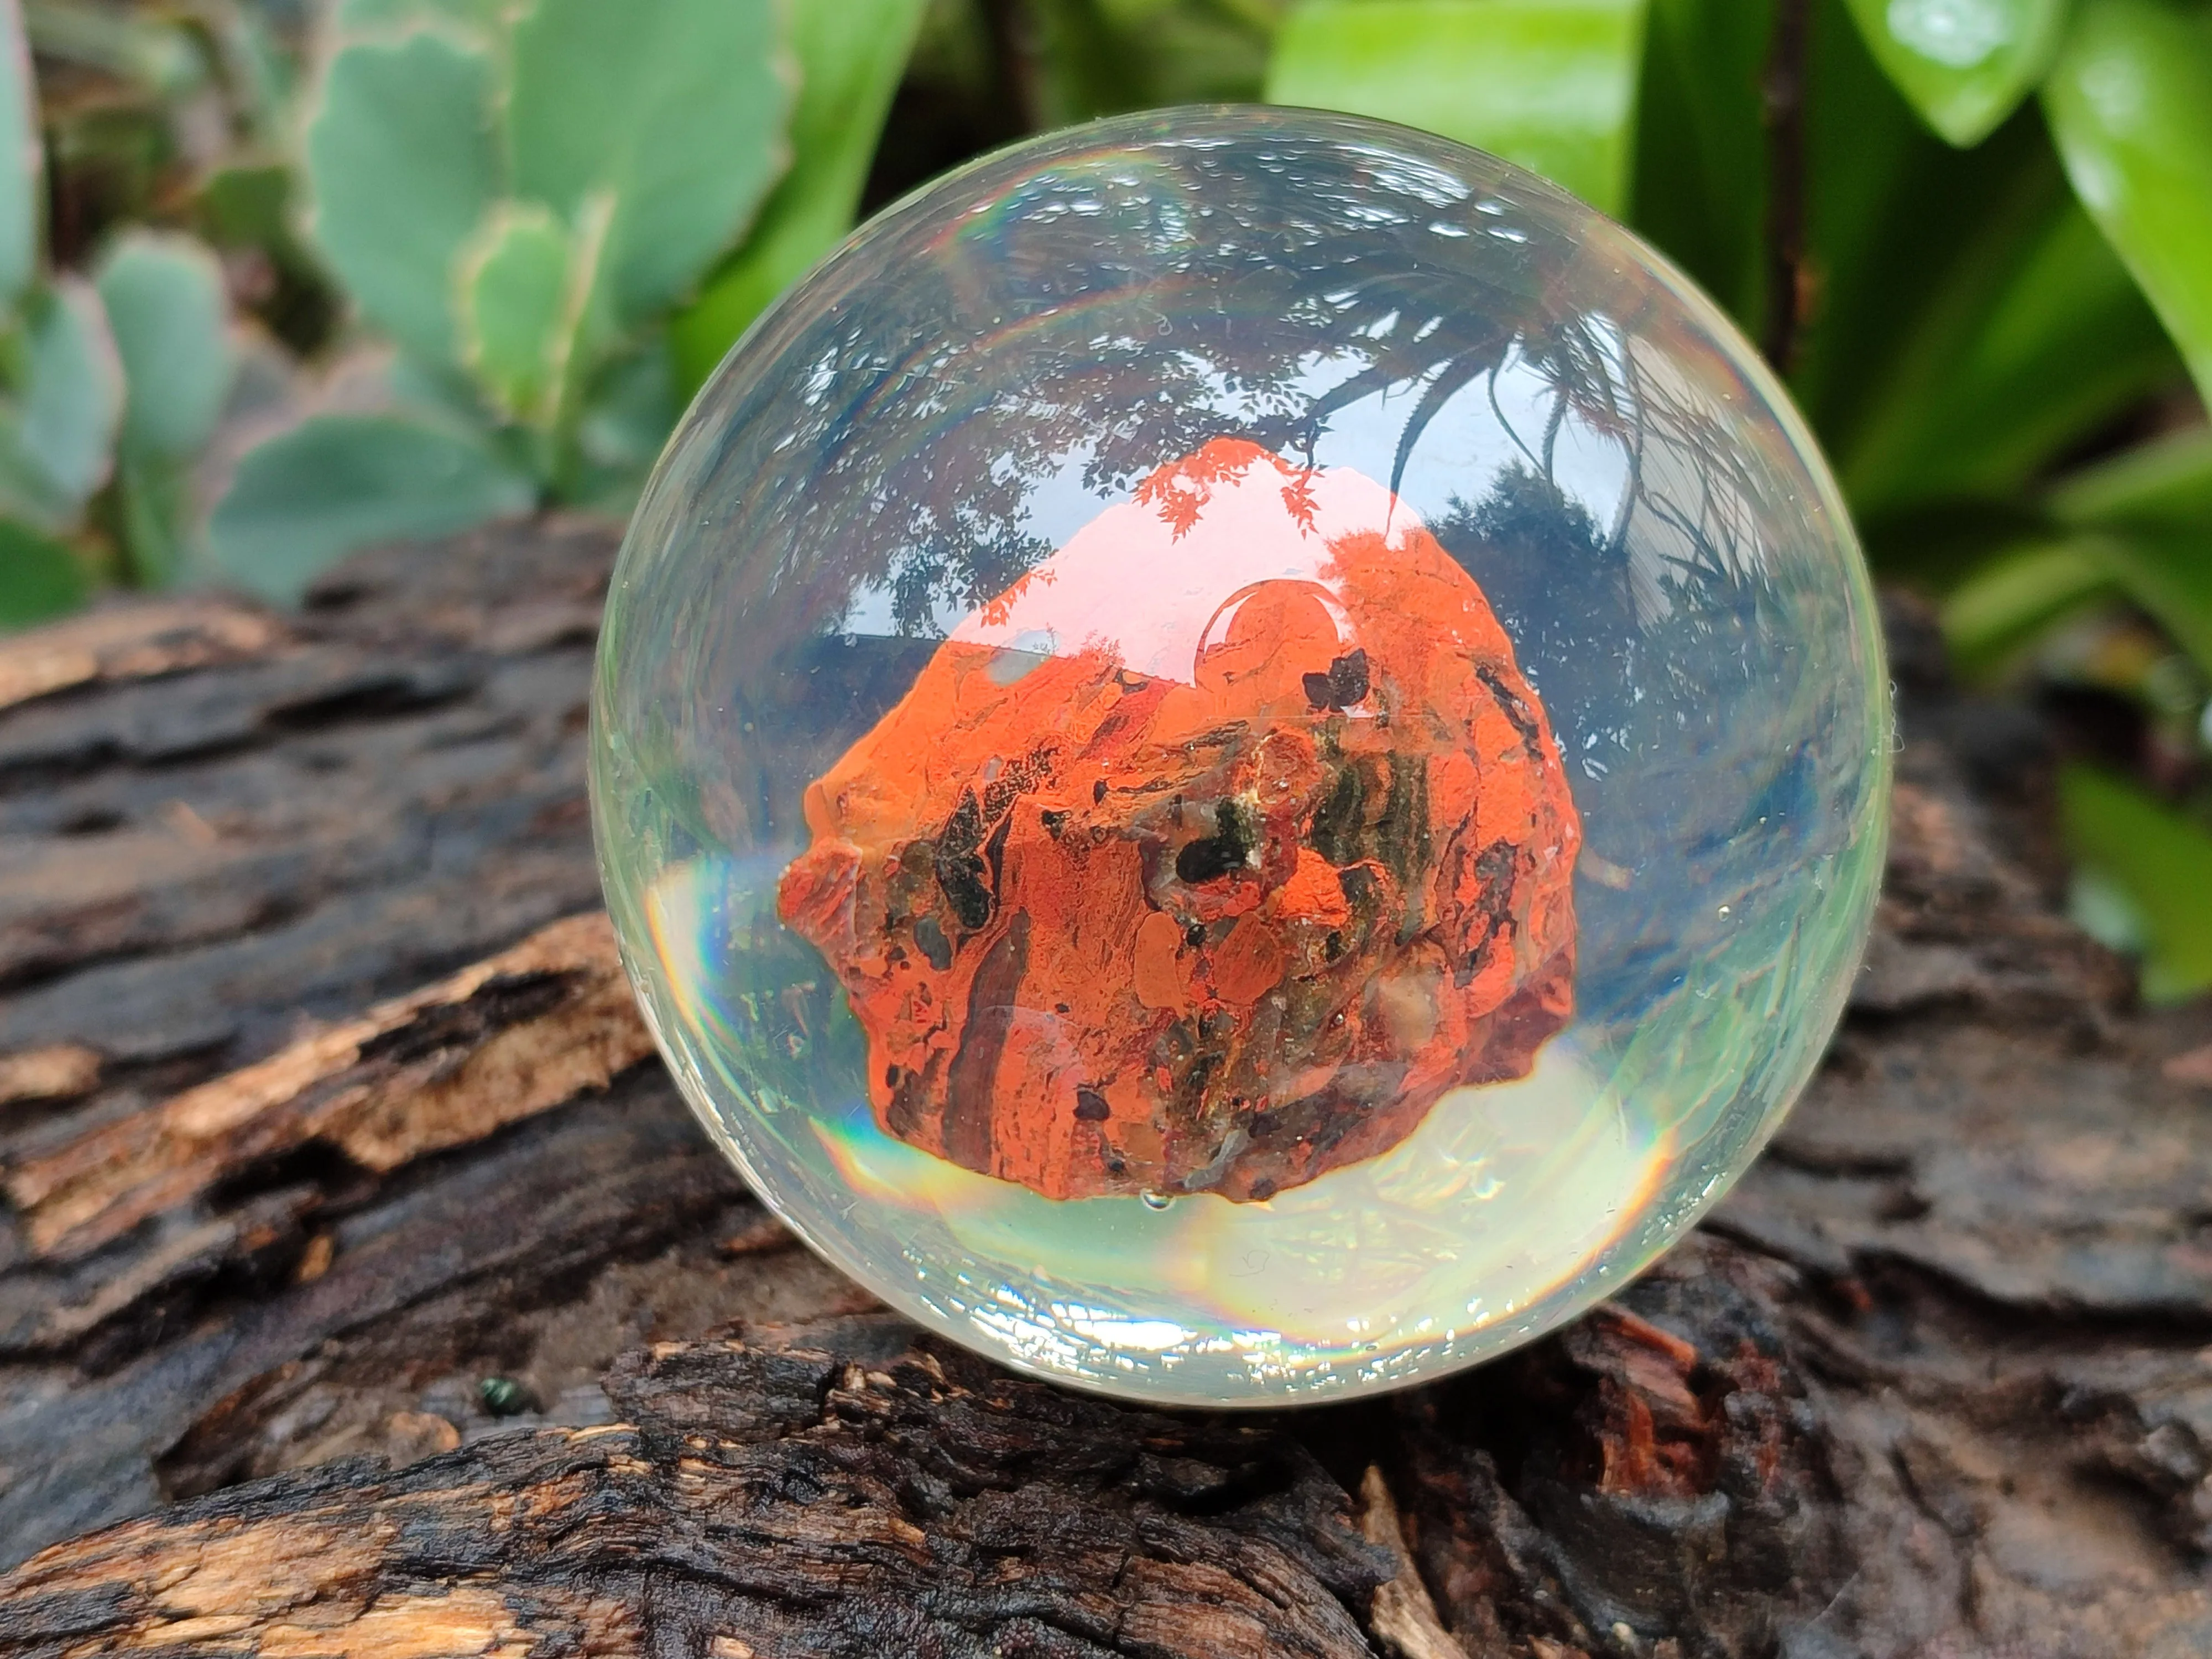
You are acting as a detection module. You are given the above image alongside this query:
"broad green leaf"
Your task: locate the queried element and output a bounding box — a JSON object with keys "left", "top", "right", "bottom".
{"left": 1630, "top": 0, "right": 1772, "bottom": 331}
{"left": 669, "top": 0, "right": 927, "bottom": 396}
{"left": 2044, "top": 0, "right": 2212, "bottom": 406}
{"left": 0, "top": 0, "right": 40, "bottom": 310}
{"left": 0, "top": 276, "right": 122, "bottom": 529}
{"left": 507, "top": 0, "right": 792, "bottom": 331}
{"left": 305, "top": 30, "right": 498, "bottom": 367}
{"left": 209, "top": 413, "right": 535, "bottom": 602}
{"left": 1837, "top": 162, "right": 2179, "bottom": 513}
{"left": 0, "top": 519, "right": 86, "bottom": 628}
{"left": 1940, "top": 538, "right": 2111, "bottom": 672}
{"left": 2060, "top": 763, "right": 2212, "bottom": 1001}
{"left": 1266, "top": 0, "right": 1651, "bottom": 213}
{"left": 457, "top": 200, "right": 584, "bottom": 425}
{"left": 1843, "top": 0, "right": 2069, "bottom": 145}
{"left": 93, "top": 230, "right": 234, "bottom": 462}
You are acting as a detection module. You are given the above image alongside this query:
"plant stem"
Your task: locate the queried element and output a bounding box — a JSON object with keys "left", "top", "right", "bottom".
{"left": 978, "top": 0, "right": 1043, "bottom": 133}
{"left": 1761, "top": 0, "right": 1811, "bottom": 373}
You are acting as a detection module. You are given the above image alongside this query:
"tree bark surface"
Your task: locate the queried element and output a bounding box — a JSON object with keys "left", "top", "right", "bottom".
{"left": 0, "top": 521, "right": 2207, "bottom": 1657}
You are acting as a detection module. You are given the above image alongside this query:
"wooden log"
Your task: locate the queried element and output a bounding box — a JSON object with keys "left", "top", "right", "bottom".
{"left": 0, "top": 520, "right": 2207, "bottom": 1656}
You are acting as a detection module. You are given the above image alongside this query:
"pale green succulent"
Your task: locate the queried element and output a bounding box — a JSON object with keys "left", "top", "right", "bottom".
{"left": 210, "top": 0, "right": 927, "bottom": 602}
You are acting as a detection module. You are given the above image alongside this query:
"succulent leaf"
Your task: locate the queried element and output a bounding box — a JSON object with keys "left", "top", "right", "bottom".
{"left": 457, "top": 200, "right": 583, "bottom": 426}
{"left": 209, "top": 411, "right": 535, "bottom": 602}
{"left": 505, "top": 0, "right": 793, "bottom": 331}
{"left": 0, "top": 276, "right": 122, "bottom": 530}
{"left": 670, "top": 0, "right": 928, "bottom": 394}
{"left": 305, "top": 29, "right": 498, "bottom": 367}
{"left": 94, "top": 229, "right": 235, "bottom": 463}
{"left": 0, "top": 0, "right": 40, "bottom": 311}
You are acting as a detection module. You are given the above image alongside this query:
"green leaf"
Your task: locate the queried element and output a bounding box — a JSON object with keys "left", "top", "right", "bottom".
{"left": 1793, "top": 0, "right": 2008, "bottom": 440}
{"left": 1837, "top": 159, "right": 2180, "bottom": 513}
{"left": 507, "top": 0, "right": 793, "bottom": 332}
{"left": 669, "top": 0, "right": 927, "bottom": 397}
{"left": 2048, "top": 428, "right": 2212, "bottom": 678}
{"left": 1843, "top": 0, "right": 2069, "bottom": 145}
{"left": 2044, "top": 0, "right": 2212, "bottom": 406}
{"left": 305, "top": 30, "right": 498, "bottom": 367}
{"left": 208, "top": 413, "right": 536, "bottom": 602}
{"left": 113, "top": 451, "right": 193, "bottom": 587}
{"left": 1630, "top": 0, "right": 1773, "bottom": 331}
{"left": 0, "top": 0, "right": 42, "bottom": 310}
{"left": 2059, "top": 763, "right": 2212, "bottom": 1001}
{"left": 2051, "top": 423, "right": 2212, "bottom": 530}
{"left": 1266, "top": 0, "right": 1651, "bottom": 213}
{"left": 1940, "top": 424, "right": 2212, "bottom": 685}
{"left": 456, "top": 200, "right": 594, "bottom": 426}
{"left": 1790, "top": 12, "right": 2172, "bottom": 500}
{"left": 1940, "top": 537, "right": 2112, "bottom": 672}
{"left": 1025, "top": 0, "right": 1159, "bottom": 121}
{"left": 2094, "top": 530, "right": 2212, "bottom": 682}
{"left": 578, "top": 339, "right": 677, "bottom": 481}
{"left": 1034, "top": 0, "right": 1282, "bottom": 114}
{"left": 93, "top": 230, "right": 234, "bottom": 463}
{"left": 0, "top": 276, "right": 123, "bottom": 530}
{"left": 0, "top": 518, "right": 87, "bottom": 629}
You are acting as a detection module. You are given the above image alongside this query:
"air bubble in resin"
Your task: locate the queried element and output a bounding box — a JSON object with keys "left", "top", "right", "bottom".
{"left": 590, "top": 109, "right": 1888, "bottom": 1405}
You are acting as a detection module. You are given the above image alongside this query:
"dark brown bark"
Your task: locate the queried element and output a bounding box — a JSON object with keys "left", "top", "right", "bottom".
{"left": 0, "top": 521, "right": 2207, "bottom": 1656}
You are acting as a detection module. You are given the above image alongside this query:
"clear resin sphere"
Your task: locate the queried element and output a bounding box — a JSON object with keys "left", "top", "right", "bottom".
{"left": 591, "top": 108, "right": 1888, "bottom": 1404}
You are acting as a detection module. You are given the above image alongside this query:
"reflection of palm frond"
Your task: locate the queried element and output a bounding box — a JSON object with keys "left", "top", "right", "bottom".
{"left": 706, "top": 126, "right": 1797, "bottom": 654}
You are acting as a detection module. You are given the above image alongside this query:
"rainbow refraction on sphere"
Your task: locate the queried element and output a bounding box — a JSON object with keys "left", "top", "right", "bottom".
{"left": 590, "top": 108, "right": 1889, "bottom": 1405}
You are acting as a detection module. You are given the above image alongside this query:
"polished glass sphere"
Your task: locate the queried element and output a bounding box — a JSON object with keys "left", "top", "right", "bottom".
{"left": 591, "top": 108, "right": 1888, "bottom": 1404}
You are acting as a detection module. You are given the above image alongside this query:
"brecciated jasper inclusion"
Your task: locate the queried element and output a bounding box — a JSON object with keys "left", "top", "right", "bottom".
{"left": 776, "top": 439, "right": 1581, "bottom": 1203}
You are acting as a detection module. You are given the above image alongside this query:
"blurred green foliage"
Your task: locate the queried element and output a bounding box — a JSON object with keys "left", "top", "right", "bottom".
{"left": 2, "top": 0, "right": 2208, "bottom": 998}
{"left": 0, "top": 0, "right": 239, "bottom": 612}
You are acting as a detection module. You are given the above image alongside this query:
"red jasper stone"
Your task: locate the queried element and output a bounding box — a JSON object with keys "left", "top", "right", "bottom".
{"left": 778, "top": 438, "right": 1581, "bottom": 1202}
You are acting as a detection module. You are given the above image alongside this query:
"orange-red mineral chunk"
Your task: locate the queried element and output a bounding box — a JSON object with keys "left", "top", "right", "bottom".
{"left": 777, "top": 438, "right": 1580, "bottom": 1202}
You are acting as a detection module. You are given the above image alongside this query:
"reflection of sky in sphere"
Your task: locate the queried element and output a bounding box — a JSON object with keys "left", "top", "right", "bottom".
{"left": 593, "top": 109, "right": 1888, "bottom": 1405}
